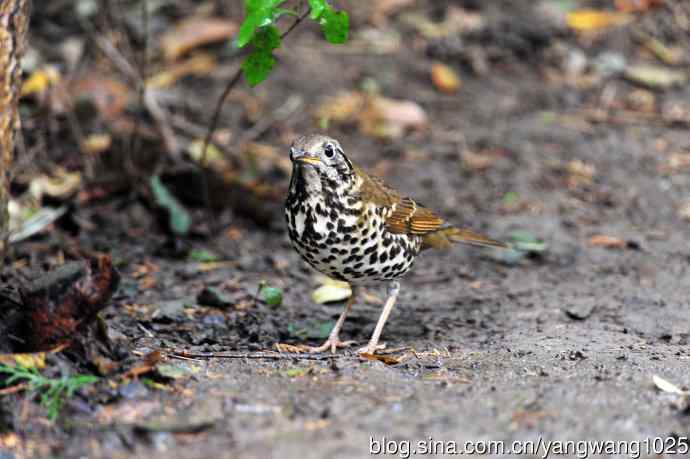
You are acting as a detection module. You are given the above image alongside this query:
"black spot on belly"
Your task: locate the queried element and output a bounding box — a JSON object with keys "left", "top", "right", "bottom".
{"left": 379, "top": 252, "right": 388, "bottom": 263}
{"left": 368, "top": 253, "right": 378, "bottom": 264}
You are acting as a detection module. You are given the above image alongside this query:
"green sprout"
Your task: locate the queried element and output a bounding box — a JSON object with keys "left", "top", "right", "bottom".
{"left": 0, "top": 364, "right": 98, "bottom": 421}
{"left": 238, "top": 0, "right": 349, "bottom": 86}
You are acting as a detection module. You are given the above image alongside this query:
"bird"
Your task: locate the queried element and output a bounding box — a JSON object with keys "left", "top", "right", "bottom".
{"left": 284, "top": 134, "right": 507, "bottom": 355}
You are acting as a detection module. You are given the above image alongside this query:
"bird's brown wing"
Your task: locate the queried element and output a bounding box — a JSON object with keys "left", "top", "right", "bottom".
{"left": 357, "top": 165, "right": 508, "bottom": 249}
{"left": 357, "top": 166, "right": 444, "bottom": 235}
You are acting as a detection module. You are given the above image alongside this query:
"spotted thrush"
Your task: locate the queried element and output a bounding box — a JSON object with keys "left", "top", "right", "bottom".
{"left": 285, "top": 134, "right": 507, "bottom": 354}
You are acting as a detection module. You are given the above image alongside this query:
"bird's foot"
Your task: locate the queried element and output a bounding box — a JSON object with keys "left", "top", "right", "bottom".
{"left": 309, "top": 337, "right": 357, "bottom": 354}
{"left": 275, "top": 339, "right": 356, "bottom": 354}
{"left": 357, "top": 342, "right": 387, "bottom": 355}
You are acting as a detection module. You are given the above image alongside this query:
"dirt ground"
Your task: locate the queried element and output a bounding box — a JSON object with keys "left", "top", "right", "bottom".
{"left": 2, "top": 1, "right": 690, "bottom": 458}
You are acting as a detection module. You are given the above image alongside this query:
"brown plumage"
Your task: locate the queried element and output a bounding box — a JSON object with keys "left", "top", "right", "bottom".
{"left": 357, "top": 165, "right": 506, "bottom": 249}
{"left": 285, "top": 134, "right": 507, "bottom": 354}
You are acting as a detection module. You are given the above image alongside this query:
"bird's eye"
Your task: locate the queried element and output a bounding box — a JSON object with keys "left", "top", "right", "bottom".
{"left": 324, "top": 144, "right": 335, "bottom": 158}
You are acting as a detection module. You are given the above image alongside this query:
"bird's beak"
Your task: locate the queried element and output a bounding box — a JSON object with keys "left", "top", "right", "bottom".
{"left": 294, "top": 155, "right": 321, "bottom": 166}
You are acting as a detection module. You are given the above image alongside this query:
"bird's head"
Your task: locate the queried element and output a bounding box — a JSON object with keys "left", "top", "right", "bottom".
{"left": 288, "top": 134, "right": 356, "bottom": 193}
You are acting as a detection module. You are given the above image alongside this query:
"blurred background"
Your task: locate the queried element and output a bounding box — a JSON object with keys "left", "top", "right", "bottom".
{"left": 2, "top": 0, "right": 690, "bottom": 458}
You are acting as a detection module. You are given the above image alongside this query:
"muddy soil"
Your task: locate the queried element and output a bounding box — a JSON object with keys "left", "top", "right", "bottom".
{"left": 3, "top": 1, "right": 690, "bottom": 458}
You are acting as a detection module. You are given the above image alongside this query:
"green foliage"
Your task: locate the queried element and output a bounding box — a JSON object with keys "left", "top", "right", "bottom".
{"left": 260, "top": 284, "right": 283, "bottom": 307}
{"left": 239, "top": 0, "right": 349, "bottom": 86}
{"left": 149, "top": 176, "right": 191, "bottom": 236}
{"left": 188, "top": 249, "right": 220, "bottom": 262}
{"left": 287, "top": 320, "right": 334, "bottom": 339}
{"left": 509, "top": 230, "right": 548, "bottom": 253}
{"left": 0, "top": 364, "right": 98, "bottom": 421}
{"left": 242, "top": 48, "right": 278, "bottom": 87}
{"left": 320, "top": 8, "right": 349, "bottom": 44}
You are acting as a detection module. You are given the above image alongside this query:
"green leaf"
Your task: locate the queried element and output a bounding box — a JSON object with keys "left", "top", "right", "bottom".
{"left": 238, "top": 0, "right": 287, "bottom": 47}
{"left": 242, "top": 49, "right": 277, "bottom": 87}
{"left": 188, "top": 249, "right": 220, "bottom": 262}
{"left": 284, "top": 367, "right": 307, "bottom": 377}
{"left": 260, "top": 285, "right": 283, "bottom": 307}
{"left": 509, "top": 230, "right": 548, "bottom": 253}
{"left": 502, "top": 191, "right": 519, "bottom": 206}
{"left": 238, "top": 14, "right": 261, "bottom": 48}
{"left": 149, "top": 176, "right": 192, "bottom": 236}
{"left": 287, "top": 320, "right": 334, "bottom": 339}
{"left": 308, "top": 0, "right": 327, "bottom": 19}
{"left": 157, "top": 364, "right": 189, "bottom": 380}
{"left": 252, "top": 25, "right": 281, "bottom": 51}
{"left": 321, "top": 8, "right": 349, "bottom": 44}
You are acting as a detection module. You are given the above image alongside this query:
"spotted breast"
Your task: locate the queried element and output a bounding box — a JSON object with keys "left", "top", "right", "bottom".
{"left": 283, "top": 134, "right": 508, "bottom": 354}
{"left": 286, "top": 177, "right": 422, "bottom": 283}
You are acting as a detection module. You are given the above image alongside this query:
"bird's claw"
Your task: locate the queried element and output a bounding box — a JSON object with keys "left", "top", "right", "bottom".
{"left": 307, "top": 338, "right": 357, "bottom": 354}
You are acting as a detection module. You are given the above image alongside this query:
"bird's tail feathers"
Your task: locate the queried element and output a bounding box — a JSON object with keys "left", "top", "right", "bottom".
{"left": 422, "top": 227, "right": 509, "bottom": 250}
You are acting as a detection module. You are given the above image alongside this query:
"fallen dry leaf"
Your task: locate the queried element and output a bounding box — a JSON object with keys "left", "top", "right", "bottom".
{"left": 461, "top": 149, "right": 497, "bottom": 171}
{"left": 431, "top": 63, "right": 462, "bottom": 94}
{"left": 625, "top": 89, "right": 656, "bottom": 113}
{"left": 371, "top": 0, "right": 415, "bottom": 25}
{"left": 20, "top": 66, "right": 61, "bottom": 97}
{"left": 652, "top": 374, "right": 688, "bottom": 395}
{"left": 614, "top": 0, "right": 664, "bottom": 13}
{"left": 120, "top": 350, "right": 162, "bottom": 380}
{"left": 311, "top": 277, "right": 352, "bottom": 304}
{"left": 566, "top": 159, "right": 596, "bottom": 187}
{"left": 624, "top": 65, "right": 687, "bottom": 89}
{"left": 315, "top": 91, "right": 428, "bottom": 139}
{"left": 160, "top": 17, "right": 238, "bottom": 61}
{"left": 314, "top": 91, "right": 366, "bottom": 124}
{"left": 19, "top": 256, "right": 120, "bottom": 351}
{"left": 566, "top": 10, "right": 633, "bottom": 31}
{"left": 359, "top": 352, "right": 403, "bottom": 365}
{"left": 589, "top": 234, "right": 626, "bottom": 249}
{"left": 0, "top": 352, "right": 47, "bottom": 369}
{"left": 82, "top": 133, "right": 112, "bottom": 155}
{"left": 678, "top": 201, "right": 690, "bottom": 220}
{"left": 359, "top": 95, "right": 428, "bottom": 139}
{"left": 274, "top": 343, "right": 306, "bottom": 353}
{"left": 400, "top": 6, "right": 484, "bottom": 39}
{"left": 29, "top": 167, "right": 82, "bottom": 200}
{"left": 72, "top": 75, "right": 130, "bottom": 121}
{"left": 659, "top": 152, "right": 690, "bottom": 174}
{"left": 147, "top": 53, "right": 217, "bottom": 88}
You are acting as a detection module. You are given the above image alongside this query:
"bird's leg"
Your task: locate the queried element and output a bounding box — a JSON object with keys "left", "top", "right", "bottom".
{"left": 307, "top": 286, "right": 358, "bottom": 353}
{"left": 359, "top": 281, "right": 400, "bottom": 355}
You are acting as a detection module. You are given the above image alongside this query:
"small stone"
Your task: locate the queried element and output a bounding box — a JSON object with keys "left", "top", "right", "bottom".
{"left": 564, "top": 298, "right": 596, "bottom": 320}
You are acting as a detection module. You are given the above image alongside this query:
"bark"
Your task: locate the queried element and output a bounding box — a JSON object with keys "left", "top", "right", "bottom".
{"left": 0, "top": 0, "right": 30, "bottom": 262}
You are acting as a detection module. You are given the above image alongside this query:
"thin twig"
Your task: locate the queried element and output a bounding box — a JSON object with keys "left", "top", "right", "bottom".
{"left": 0, "top": 383, "right": 29, "bottom": 396}
{"left": 199, "top": 7, "right": 311, "bottom": 213}
{"left": 169, "top": 350, "right": 338, "bottom": 361}
{"left": 144, "top": 89, "right": 180, "bottom": 161}
{"left": 237, "top": 94, "right": 304, "bottom": 146}
{"left": 577, "top": 108, "right": 690, "bottom": 128}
